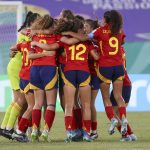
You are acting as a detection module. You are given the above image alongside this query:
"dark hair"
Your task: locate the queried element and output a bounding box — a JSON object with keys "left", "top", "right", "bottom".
{"left": 71, "top": 18, "right": 84, "bottom": 33}
{"left": 104, "top": 10, "right": 123, "bottom": 35}
{"left": 75, "top": 15, "right": 85, "bottom": 22}
{"left": 31, "top": 14, "right": 54, "bottom": 30}
{"left": 85, "top": 19, "right": 99, "bottom": 30}
{"left": 55, "top": 19, "right": 74, "bottom": 34}
{"left": 61, "top": 9, "right": 74, "bottom": 21}
{"left": 18, "top": 11, "right": 40, "bottom": 32}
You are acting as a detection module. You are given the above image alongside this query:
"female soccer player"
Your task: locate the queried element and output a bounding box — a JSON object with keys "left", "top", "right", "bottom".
{"left": 28, "top": 15, "right": 58, "bottom": 142}
{"left": 62, "top": 10, "right": 129, "bottom": 137}
{"left": 0, "top": 12, "right": 39, "bottom": 139}
{"left": 84, "top": 19, "right": 100, "bottom": 140}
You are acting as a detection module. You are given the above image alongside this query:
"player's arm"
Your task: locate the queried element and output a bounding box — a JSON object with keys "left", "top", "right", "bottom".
{"left": 10, "top": 45, "right": 18, "bottom": 51}
{"left": 62, "top": 32, "right": 89, "bottom": 42}
{"left": 90, "top": 49, "right": 99, "bottom": 60}
{"left": 28, "top": 51, "right": 53, "bottom": 60}
{"left": 60, "top": 36, "right": 80, "bottom": 45}
{"left": 31, "top": 41, "right": 59, "bottom": 51}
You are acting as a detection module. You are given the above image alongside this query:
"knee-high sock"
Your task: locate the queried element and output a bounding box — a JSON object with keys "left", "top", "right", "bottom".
{"left": 1, "top": 101, "right": 15, "bottom": 129}
{"left": 6, "top": 102, "right": 22, "bottom": 130}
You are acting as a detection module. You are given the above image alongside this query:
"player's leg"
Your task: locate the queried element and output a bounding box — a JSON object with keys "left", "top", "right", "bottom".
{"left": 63, "top": 70, "right": 77, "bottom": 141}
{"left": 30, "top": 66, "right": 45, "bottom": 142}
{"left": 78, "top": 71, "right": 92, "bottom": 142}
{"left": 38, "top": 66, "right": 58, "bottom": 142}
{"left": 12, "top": 80, "right": 34, "bottom": 142}
{"left": 90, "top": 75, "right": 100, "bottom": 140}
{"left": 112, "top": 65, "right": 127, "bottom": 135}
{"left": 97, "top": 66, "right": 118, "bottom": 135}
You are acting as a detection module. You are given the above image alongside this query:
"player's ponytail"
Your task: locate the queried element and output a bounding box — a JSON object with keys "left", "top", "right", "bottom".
{"left": 18, "top": 11, "right": 33, "bottom": 32}
{"left": 104, "top": 10, "right": 122, "bottom": 36}
{"left": 110, "top": 10, "right": 122, "bottom": 36}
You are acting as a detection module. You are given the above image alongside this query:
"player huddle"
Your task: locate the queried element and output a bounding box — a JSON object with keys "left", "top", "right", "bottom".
{"left": 0, "top": 9, "right": 137, "bottom": 143}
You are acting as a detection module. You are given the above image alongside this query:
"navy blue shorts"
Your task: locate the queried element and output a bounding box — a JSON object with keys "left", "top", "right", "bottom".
{"left": 91, "top": 74, "right": 100, "bottom": 90}
{"left": 97, "top": 65, "right": 124, "bottom": 84}
{"left": 63, "top": 70, "right": 90, "bottom": 88}
{"left": 110, "top": 86, "right": 132, "bottom": 106}
{"left": 30, "top": 66, "right": 58, "bottom": 90}
{"left": 20, "top": 79, "right": 33, "bottom": 94}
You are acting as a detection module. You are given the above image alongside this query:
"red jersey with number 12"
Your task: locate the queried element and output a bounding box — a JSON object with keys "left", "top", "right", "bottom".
{"left": 58, "top": 41, "right": 95, "bottom": 72}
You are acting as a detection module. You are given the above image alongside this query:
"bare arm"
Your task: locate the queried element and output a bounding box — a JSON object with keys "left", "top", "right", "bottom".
{"left": 60, "top": 36, "right": 80, "bottom": 45}
{"left": 28, "top": 51, "right": 55, "bottom": 60}
{"left": 62, "top": 32, "right": 89, "bottom": 42}
{"left": 31, "top": 41, "right": 59, "bottom": 51}
{"left": 90, "top": 49, "right": 99, "bottom": 61}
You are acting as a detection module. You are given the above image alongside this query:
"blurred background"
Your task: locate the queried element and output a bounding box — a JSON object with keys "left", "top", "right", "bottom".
{"left": 0, "top": 0, "right": 150, "bottom": 112}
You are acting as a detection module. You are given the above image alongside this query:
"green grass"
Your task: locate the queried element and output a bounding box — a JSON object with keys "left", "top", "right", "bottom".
{"left": 0, "top": 112, "right": 150, "bottom": 150}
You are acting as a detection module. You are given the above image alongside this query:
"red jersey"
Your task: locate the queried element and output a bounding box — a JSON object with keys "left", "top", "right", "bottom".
{"left": 32, "top": 34, "right": 57, "bottom": 66}
{"left": 93, "top": 24, "right": 124, "bottom": 67}
{"left": 121, "top": 47, "right": 131, "bottom": 86}
{"left": 58, "top": 41, "right": 95, "bottom": 72}
{"left": 17, "top": 42, "right": 32, "bottom": 80}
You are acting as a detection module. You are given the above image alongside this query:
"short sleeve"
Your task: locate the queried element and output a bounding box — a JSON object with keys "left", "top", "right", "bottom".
{"left": 92, "top": 27, "right": 102, "bottom": 40}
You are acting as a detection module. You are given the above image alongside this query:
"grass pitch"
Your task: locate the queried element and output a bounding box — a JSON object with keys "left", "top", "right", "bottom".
{"left": 0, "top": 112, "right": 150, "bottom": 150}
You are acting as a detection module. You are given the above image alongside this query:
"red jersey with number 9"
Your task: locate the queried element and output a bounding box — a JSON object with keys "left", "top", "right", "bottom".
{"left": 58, "top": 41, "right": 95, "bottom": 72}
{"left": 32, "top": 34, "right": 57, "bottom": 66}
{"left": 93, "top": 24, "right": 125, "bottom": 67}
{"left": 17, "top": 42, "right": 32, "bottom": 80}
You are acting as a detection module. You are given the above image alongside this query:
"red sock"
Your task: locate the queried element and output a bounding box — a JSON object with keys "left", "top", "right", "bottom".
{"left": 18, "top": 118, "right": 29, "bottom": 133}
{"left": 44, "top": 109, "right": 55, "bottom": 130}
{"left": 28, "top": 118, "right": 32, "bottom": 128}
{"left": 91, "top": 121, "right": 97, "bottom": 131}
{"left": 18, "top": 116, "right": 22, "bottom": 126}
{"left": 127, "top": 124, "right": 133, "bottom": 135}
{"left": 65, "top": 116, "right": 72, "bottom": 131}
{"left": 32, "top": 109, "right": 41, "bottom": 129}
{"left": 74, "top": 108, "right": 82, "bottom": 129}
{"left": 117, "top": 125, "right": 121, "bottom": 133}
{"left": 118, "top": 107, "right": 126, "bottom": 119}
{"left": 105, "top": 106, "right": 114, "bottom": 120}
{"left": 71, "top": 111, "right": 78, "bottom": 130}
{"left": 83, "top": 120, "right": 91, "bottom": 134}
